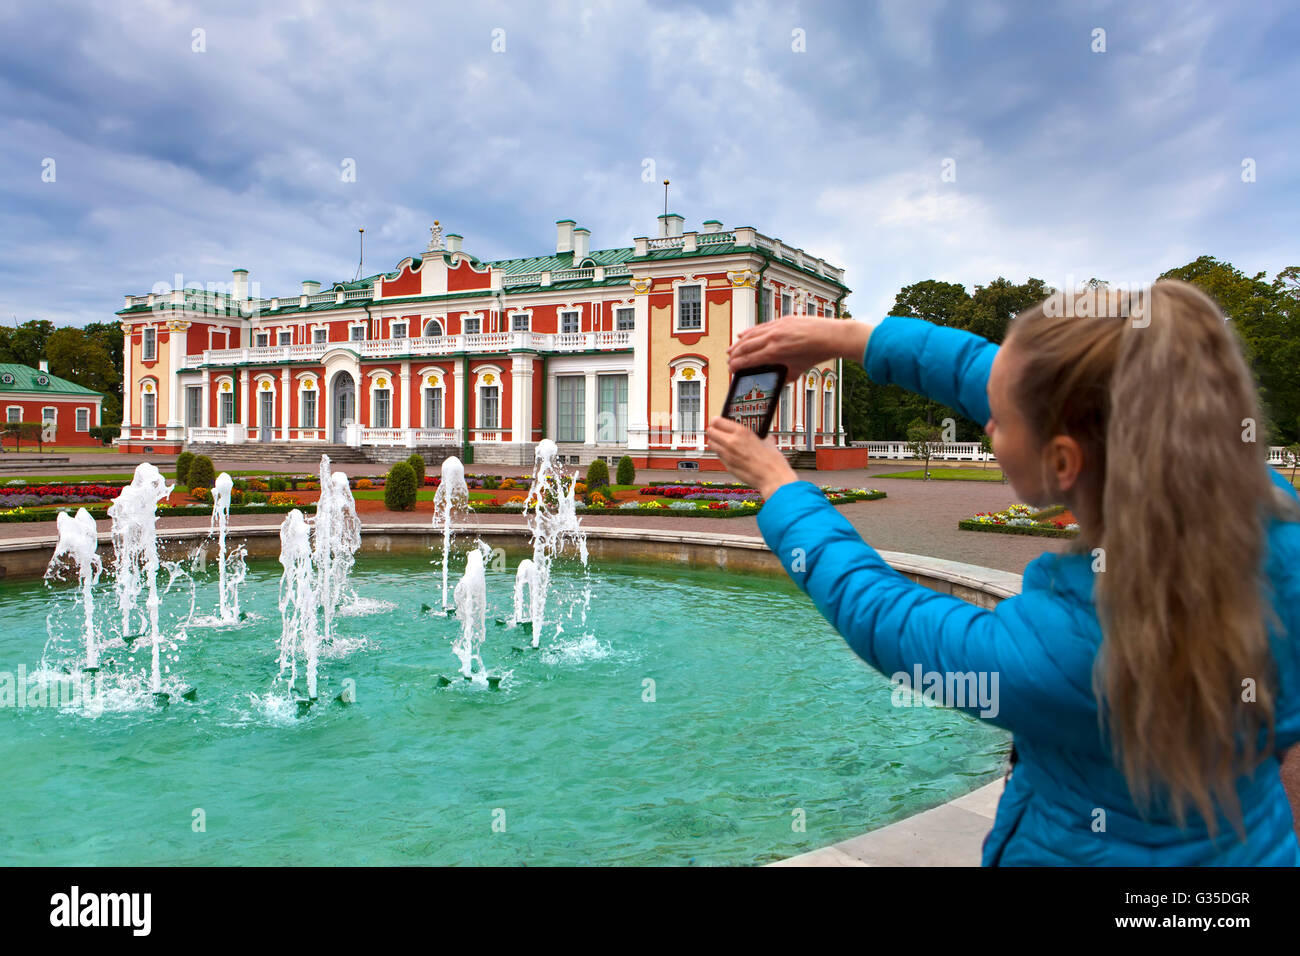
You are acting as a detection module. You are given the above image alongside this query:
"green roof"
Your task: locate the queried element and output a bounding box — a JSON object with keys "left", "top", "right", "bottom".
{"left": 488, "top": 246, "right": 635, "bottom": 275}
{"left": 0, "top": 364, "right": 102, "bottom": 396}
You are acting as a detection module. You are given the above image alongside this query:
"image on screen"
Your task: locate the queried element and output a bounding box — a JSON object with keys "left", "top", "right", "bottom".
{"left": 727, "top": 370, "right": 782, "bottom": 434}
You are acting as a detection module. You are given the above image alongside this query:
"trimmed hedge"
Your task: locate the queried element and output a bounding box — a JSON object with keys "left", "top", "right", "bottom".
{"left": 188, "top": 455, "right": 216, "bottom": 491}
{"left": 385, "top": 462, "right": 418, "bottom": 511}
{"left": 406, "top": 454, "right": 426, "bottom": 487}
{"left": 585, "top": 459, "right": 610, "bottom": 489}
{"left": 467, "top": 492, "right": 884, "bottom": 517}
{"left": 175, "top": 451, "right": 195, "bottom": 485}
{"left": 616, "top": 455, "right": 635, "bottom": 485}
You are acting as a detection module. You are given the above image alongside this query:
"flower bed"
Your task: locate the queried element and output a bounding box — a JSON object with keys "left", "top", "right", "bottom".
{"left": 0, "top": 483, "right": 121, "bottom": 505}
{"left": 468, "top": 487, "right": 885, "bottom": 517}
{"left": 959, "top": 503, "right": 1079, "bottom": 537}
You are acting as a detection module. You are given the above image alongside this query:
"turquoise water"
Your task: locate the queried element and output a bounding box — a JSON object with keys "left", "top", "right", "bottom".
{"left": 0, "top": 551, "right": 1009, "bottom": 865}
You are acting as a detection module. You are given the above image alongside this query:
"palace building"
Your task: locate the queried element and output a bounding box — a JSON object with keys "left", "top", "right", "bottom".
{"left": 116, "top": 214, "right": 867, "bottom": 471}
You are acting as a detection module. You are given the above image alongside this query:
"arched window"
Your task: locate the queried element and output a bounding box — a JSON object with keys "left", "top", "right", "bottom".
{"left": 422, "top": 318, "right": 444, "bottom": 337}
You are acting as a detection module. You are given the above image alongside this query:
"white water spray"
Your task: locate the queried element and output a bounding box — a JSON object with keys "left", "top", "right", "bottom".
{"left": 451, "top": 545, "right": 488, "bottom": 679}
{"left": 209, "top": 472, "right": 246, "bottom": 623}
{"left": 433, "top": 456, "right": 470, "bottom": 609}
{"left": 107, "top": 463, "right": 173, "bottom": 693}
{"left": 523, "top": 440, "right": 589, "bottom": 646}
{"left": 276, "top": 509, "right": 320, "bottom": 699}
{"left": 48, "top": 508, "right": 102, "bottom": 669}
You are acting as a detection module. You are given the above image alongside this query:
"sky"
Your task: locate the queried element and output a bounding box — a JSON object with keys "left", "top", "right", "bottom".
{"left": 1, "top": 0, "right": 1297, "bottom": 326}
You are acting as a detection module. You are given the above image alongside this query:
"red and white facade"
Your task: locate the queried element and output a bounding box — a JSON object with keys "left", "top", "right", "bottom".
{"left": 117, "top": 215, "right": 864, "bottom": 470}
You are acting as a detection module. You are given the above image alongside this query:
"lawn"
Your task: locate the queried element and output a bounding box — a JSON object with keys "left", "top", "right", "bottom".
{"left": 876, "top": 467, "right": 1007, "bottom": 481}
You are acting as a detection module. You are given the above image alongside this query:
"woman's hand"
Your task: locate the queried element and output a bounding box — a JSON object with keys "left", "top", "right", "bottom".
{"left": 705, "top": 415, "right": 799, "bottom": 500}
{"left": 727, "top": 315, "right": 871, "bottom": 380}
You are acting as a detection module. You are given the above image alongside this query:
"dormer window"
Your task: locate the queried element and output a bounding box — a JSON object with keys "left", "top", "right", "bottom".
{"left": 36, "top": 375, "right": 48, "bottom": 386}
{"left": 0, "top": 373, "right": 13, "bottom": 385}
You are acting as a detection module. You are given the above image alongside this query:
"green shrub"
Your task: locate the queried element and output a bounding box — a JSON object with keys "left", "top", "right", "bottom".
{"left": 244, "top": 491, "right": 267, "bottom": 505}
{"left": 175, "top": 451, "right": 195, "bottom": 485}
{"left": 188, "top": 455, "right": 216, "bottom": 491}
{"left": 384, "top": 462, "right": 418, "bottom": 511}
{"left": 616, "top": 455, "right": 635, "bottom": 486}
{"left": 482, "top": 474, "right": 499, "bottom": 490}
{"left": 406, "top": 453, "right": 426, "bottom": 487}
{"left": 269, "top": 476, "right": 288, "bottom": 493}
{"left": 233, "top": 478, "right": 248, "bottom": 492}
{"left": 586, "top": 458, "right": 610, "bottom": 489}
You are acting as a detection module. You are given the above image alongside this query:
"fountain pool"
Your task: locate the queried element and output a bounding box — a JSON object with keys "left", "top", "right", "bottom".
{"left": 1, "top": 551, "right": 1008, "bottom": 865}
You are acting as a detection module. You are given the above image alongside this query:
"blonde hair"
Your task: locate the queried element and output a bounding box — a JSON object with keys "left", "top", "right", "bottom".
{"left": 1005, "top": 279, "right": 1300, "bottom": 839}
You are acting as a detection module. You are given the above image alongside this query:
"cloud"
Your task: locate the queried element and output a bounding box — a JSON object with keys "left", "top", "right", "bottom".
{"left": 0, "top": 0, "right": 1295, "bottom": 329}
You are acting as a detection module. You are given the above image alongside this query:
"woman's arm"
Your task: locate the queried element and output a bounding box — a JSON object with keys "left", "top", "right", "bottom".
{"left": 864, "top": 316, "right": 999, "bottom": 426}
{"left": 755, "top": 480, "right": 1099, "bottom": 741}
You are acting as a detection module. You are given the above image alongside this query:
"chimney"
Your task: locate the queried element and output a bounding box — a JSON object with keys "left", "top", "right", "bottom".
{"left": 232, "top": 268, "right": 249, "bottom": 299}
{"left": 446, "top": 233, "right": 463, "bottom": 254}
{"left": 657, "top": 213, "right": 684, "bottom": 238}
{"left": 701, "top": 220, "right": 722, "bottom": 234}
{"left": 572, "top": 227, "right": 590, "bottom": 262}
{"left": 556, "top": 219, "right": 575, "bottom": 254}
{"left": 302, "top": 280, "right": 321, "bottom": 297}
{"left": 39, "top": 360, "right": 49, "bottom": 372}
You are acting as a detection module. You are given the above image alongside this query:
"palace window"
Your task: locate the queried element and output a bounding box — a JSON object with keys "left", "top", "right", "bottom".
{"left": 464, "top": 316, "right": 481, "bottom": 334}
{"left": 391, "top": 321, "right": 407, "bottom": 339}
{"left": 301, "top": 390, "right": 317, "bottom": 428}
{"left": 219, "top": 390, "right": 234, "bottom": 426}
{"left": 677, "top": 286, "right": 702, "bottom": 331}
{"left": 423, "top": 386, "right": 443, "bottom": 428}
{"left": 561, "top": 311, "right": 580, "bottom": 334}
{"left": 313, "top": 328, "right": 328, "bottom": 344}
{"left": 349, "top": 325, "right": 365, "bottom": 342}
{"left": 677, "top": 380, "right": 701, "bottom": 432}
{"left": 76, "top": 408, "right": 90, "bottom": 432}
{"left": 823, "top": 388, "right": 835, "bottom": 435}
{"left": 279, "top": 330, "right": 292, "bottom": 346}
{"left": 781, "top": 293, "right": 792, "bottom": 317}
{"left": 557, "top": 376, "right": 584, "bottom": 442}
{"left": 142, "top": 391, "right": 157, "bottom": 428}
{"left": 422, "top": 319, "right": 443, "bottom": 337}
{"left": 511, "top": 313, "right": 529, "bottom": 331}
{"left": 480, "top": 385, "right": 499, "bottom": 429}
{"left": 6, "top": 407, "right": 20, "bottom": 423}
{"left": 374, "top": 388, "right": 391, "bottom": 428}
{"left": 256, "top": 332, "right": 269, "bottom": 348}
{"left": 142, "top": 327, "right": 157, "bottom": 361}
{"left": 185, "top": 386, "right": 203, "bottom": 427}
{"left": 615, "top": 307, "right": 634, "bottom": 331}
{"left": 597, "top": 374, "right": 627, "bottom": 443}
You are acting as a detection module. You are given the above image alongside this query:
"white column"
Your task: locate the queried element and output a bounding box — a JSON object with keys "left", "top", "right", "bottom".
{"left": 794, "top": 374, "right": 805, "bottom": 444}
{"left": 120, "top": 323, "right": 132, "bottom": 439}
{"left": 451, "top": 358, "right": 464, "bottom": 443}
{"left": 202, "top": 370, "right": 211, "bottom": 429}
{"left": 280, "top": 367, "right": 290, "bottom": 441}
{"left": 583, "top": 369, "right": 596, "bottom": 446}
{"left": 511, "top": 355, "right": 533, "bottom": 445}
{"left": 240, "top": 368, "right": 250, "bottom": 435}
{"left": 399, "top": 360, "right": 411, "bottom": 436}
{"left": 628, "top": 278, "right": 651, "bottom": 451}
{"left": 546, "top": 367, "right": 557, "bottom": 440}
{"left": 166, "top": 320, "right": 189, "bottom": 440}
{"left": 729, "top": 271, "right": 757, "bottom": 343}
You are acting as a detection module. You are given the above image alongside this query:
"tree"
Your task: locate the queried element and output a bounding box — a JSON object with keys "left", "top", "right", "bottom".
{"left": 46, "top": 328, "right": 118, "bottom": 394}
{"left": 906, "top": 419, "right": 943, "bottom": 479}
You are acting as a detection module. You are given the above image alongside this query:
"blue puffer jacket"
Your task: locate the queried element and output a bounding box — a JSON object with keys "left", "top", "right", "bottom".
{"left": 756, "top": 315, "right": 1300, "bottom": 866}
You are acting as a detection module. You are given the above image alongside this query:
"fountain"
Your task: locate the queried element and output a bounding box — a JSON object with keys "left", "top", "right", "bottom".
{"left": 106, "top": 462, "right": 173, "bottom": 704}
{"left": 432, "top": 456, "right": 470, "bottom": 610}
{"left": 47, "top": 508, "right": 102, "bottom": 670}
{"left": 521, "top": 439, "right": 589, "bottom": 647}
{"left": 276, "top": 508, "right": 319, "bottom": 710}
{"left": 313, "top": 456, "right": 361, "bottom": 648}
{"left": 209, "top": 472, "right": 247, "bottom": 624}
{"left": 512, "top": 558, "right": 535, "bottom": 631}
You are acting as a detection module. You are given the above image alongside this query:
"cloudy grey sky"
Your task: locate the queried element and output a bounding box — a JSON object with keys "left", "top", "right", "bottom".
{"left": 1, "top": 0, "right": 1296, "bottom": 326}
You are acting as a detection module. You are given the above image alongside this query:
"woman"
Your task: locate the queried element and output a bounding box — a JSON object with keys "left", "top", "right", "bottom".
{"left": 706, "top": 280, "right": 1300, "bottom": 865}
